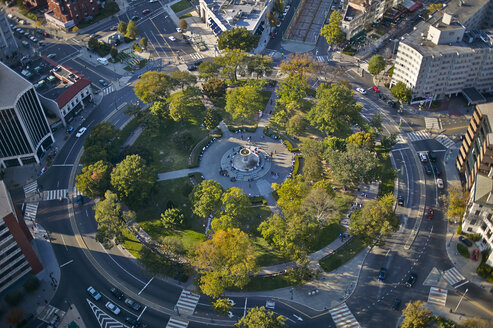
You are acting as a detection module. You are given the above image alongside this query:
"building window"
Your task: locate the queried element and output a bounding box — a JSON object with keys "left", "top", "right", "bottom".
{"left": 467, "top": 227, "right": 473, "bottom": 232}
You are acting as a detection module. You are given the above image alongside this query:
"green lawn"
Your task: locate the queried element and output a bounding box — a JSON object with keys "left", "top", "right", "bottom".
{"left": 121, "top": 228, "right": 143, "bottom": 258}
{"left": 308, "top": 223, "right": 345, "bottom": 252}
{"left": 253, "top": 237, "right": 289, "bottom": 267}
{"left": 171, "top": 0, "right": 192, "bottom": 13}
{"left": 319, "top": 237, "right": 365, "bottom": 272}
{"left": 376, "top": 146, "right": 396, "bottom": 196}
{"left": 133, "top": 121, "right": 208, "bottom": 172}
{"left": 238, "top": 274, "right": 293, "bottom": 291}
{"left": 241, "top": 206, "right": 272, "bottom": 236}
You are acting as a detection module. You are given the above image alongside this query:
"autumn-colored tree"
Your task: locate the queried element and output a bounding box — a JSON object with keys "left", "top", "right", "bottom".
{"left": 7, "top": 308, "right": 24, "bottom": 326}
{"left": 400, "top": 301, "right": 433, "bottom": 328}
{"left": 235, "top": 306, "right": 286, "bottom": 327}
{"left": 134, "top": 71, "right": 174, "bottom": 103}
{"left": 125, "top": 19, "right": 138, "bottom": 39}
{"left": 76, "top": 160, "right": 112, "bottom": 198}
{"left": 280, "top": 53, "right": 315, "bottom": 79}
{"left": 178, "top": 18, "right": 188, "bottom": 31}
{"left": 213, "top": 298, "right": 233, "bottom": 314}
{"left": 320, "top": 11, "right": 345, "bottom": 45}
{"left": 440, "top": 183, "right": 469, "bottom": 223}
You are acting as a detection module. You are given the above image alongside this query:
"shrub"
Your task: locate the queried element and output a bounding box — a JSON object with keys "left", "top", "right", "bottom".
{"left": 457, "top": 224, "right": 462, "bottom": 234}
{"left": 188, "top": 172, "right": 204, "bottom": 185}
{"left": 293, "top": 155, "right": 300, "bottom": 176}
{"left": 4, "top": 291, "right": 23, "bottom": 306}
{"left": 476, "top": 251, "right": 493, "bottom": 283}
{"left": 27, "top": 13, "right": 37, "bottom": 21}
{"left": 469, "top": 233, "right": 482, "bottom": 242}
{"left": 282, "top": 137, "right": 300, "bottom": 152}
{"left": 456, "top": 243, "right": 469, "bottom": 258}
{"left": 23, "top": 277, "right": 40, "bottom": 293}
{"left": 249, "top": 195, "right": 267, "bottom": 205}
{"left": 189, "top": 136, "right": 217, "bottom": 168}
{"left": 133, "top": 43, "right": 142, "bottom": 53}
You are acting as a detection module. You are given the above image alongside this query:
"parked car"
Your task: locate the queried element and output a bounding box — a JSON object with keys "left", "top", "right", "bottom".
{"left": 99, "top": 79, "right": 109, "bottom": 87}
{"left": 76, "top": 127, "right": 87, "bottom": 137}
{"left": 125, "top": 298, "right": 142, "bottom": 311}
{"left": 398, "top": 195, "right": 404, "bottom": 206}
{"left": 131, "top": 15, "right": 139, "bottom": 21}
{"left": 472, "top": 249, "right": 480, "bottom": 261}
{"left": 176, "top": 27, "right": 182, "bottom": 33}
{"left": 356, "top": 87, "right": 366, "bottom": 94}
{"left": 105, "top": 302, "right": 121, "bottom": 315}
{"left": 187, "top": 65, "right": 197, "bottom": 71}
{"left": 110, "top": 287, "right": 124, "bottom": 300}
{"left": 372, "top": 85, "right": 380, "bottom": 92}
{"left": 405, "top": 272, "right": 417, "bottom": 287}
{"left": 391, "top": 298, "right": 401, "bottom": 310}
{"left": 169, "top": 36, "right": 176, "bottom": 41}
{"left": 142, "top": 9, "right": 150, "bottom": 14}
{"left": 193, "top": 60, "right": 203, "bottom": 66}
{"left": 110, "top": 25, "right": 118, "bottom": 31}
{"left": 436, "top": 178, "right": 444, "bottom": 189}
{"left": 125, "top": 317, "right": 140, "bottom": 327}
{"left": 87, "top": 286, "right": 102, "bottom": 301}
{"left": 378, "top": 267, "right": 387, "bottom": 281}
{"left": 77, "top": 194, "right": 84, "bottom": 205}
{"left": 427, "top": 208, "right": 434, "bottom": 220}
{"left": 459, "top": 236, "right": 472, "bottom": 247}
{"left": 47, "top": 53, "right": 56, "bottom": 58}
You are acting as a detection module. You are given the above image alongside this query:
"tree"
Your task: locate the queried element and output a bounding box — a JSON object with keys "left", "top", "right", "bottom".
{"left": 126, "top": 19, "right": 138, "bottom": 39}
{"left": 440, "top": 183, "right": 468, "bottom": 223}
{"left": 217, "top": 27, "right": 260, "bottom": 51}
{"left": 301, "top": 139, "right": 324, "bottom": 181}
{"left": 72, "top": 26, "right": 79, "bottom": 33}
{"left": 211, "top": 214, "right": 239, "bottom": 231}
{"left": 110, "top": 46, "right": 118, "bottom": 59}
{"left": 117, "top": 21, "right": 127, "bottom": 34}
{"left": 88, "top": 36, "right": 99, "bottom": 49}
{"left": 149, "top": 100, "right": 169, "bottom": 119}
{"left": 213, "top": 298, "right": 233, "bottom": 314}
{"left": 81, "top": 122, "right": 120, "bottom": 166}
{"left": 139, "top": 37, "right": 148, "bottom": 49}
{"left": 276, "top": 75, "right": 308, "bottom": 106}
{"left": 213, "top": 49, "right": 246, "bottom": 81}
{"left": 280, "top": 53, "right": 315, "bottom": 79}
{"left": 203, "top": 107, "right": 222, "bottom": 129}
{"left": 308, "top": 82, "right": 362, "bottom": 136}
{"left": 324, "top": 136, "right": 346, "bottom": 151}
{"left": 134, "top": 71, "right": 174, "bottom": 103}
{"left": 368, "top": 54, "right": 386, "bottom": 77}
{"left": 170, "top": 71, "right": 197, "bottom": 90}
{"left": 168, "top": 90, "right": 197, "bottom": 122}
{"left": 76, "top": 160, "right": 112, "bottom": 199}
{"left": 235, "top": 306, "right": 287, "bottom": 328}
{"left": 426, "top": 3, "right": 443, "bottom": 12}
{"left": 110, "top": 154, "right": 155, "bottom": 206}
{"left": 286, "top": 113, "right": 307, "bottom": 136}
{"left": 463, "top": 318, "right": 493, "bottom": 328}
{"left": 160, "top": 208, "right": 184, "bottom": 230}
{"left": 346, "top": 132, "right": 375, "bottom": 150}
{"left": 7, "top": 308, "right": 24, "bottom": 326}
{"left": 302, "top": 186, "right": 336, "bottom": 226}
{"left": 221, "top": 187, "right": 250, "bottom": 219}
{"left": 246, "top": 54, "right": 273, "bottom": 79}
{"left": 320, "top": 11, "right": 345, "bottom": 45}
{"left": 94, "top": 190, "right": 132, "bottom": 249}
{"left": 325, "top": 143, "right": 379, "bottom": 186}
{"left": 225, "top": 80, "right": 265, "bottom": 120}
{"left": 272, "top": 175, "right": 310, "bottom": 217}
{"left": 198, "top": 61, "right": 220, "bottom": 80}
{"left": 190, "top": 228, "right": 257, "bottom": 298}
{"left": 400, "top": 301, "right": 433, "bottom": 328}
{"left": 391, "top": 81, "right": 412, "bottom": 104}
{"left": 190, "top": 180, "right": 224, "bottom": 218}
{"left": 179, "top": 18, "right": 188, "bottom": 31}
{"left": 162, "top": 236, "right": 185, "bottom": 259}
{"left": 349, "top": 193, "right": 399, "bottom": 247}
{"left": 202, "top": 77, "right": 227, "bottom": 98}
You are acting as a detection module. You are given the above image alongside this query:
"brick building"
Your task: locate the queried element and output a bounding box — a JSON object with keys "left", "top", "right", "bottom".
{"left": 45, "top": 0, "right": 102, "bottom": 29}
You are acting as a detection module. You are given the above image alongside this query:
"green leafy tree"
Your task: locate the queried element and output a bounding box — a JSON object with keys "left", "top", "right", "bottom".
{"left": 381, "top": 133, "right": 397, "bottom": 150}
{"left": 320, "top": 11, "right": 345, "bottom": 45}
{"left": 368, "top": 54, "right": 386, "bottom": 77}
{"left": 213, "top": 49, "right": 246, "bottom": 82}
{"left": 246, "top": 54, "right": 273, "bottom": 79}
{"left": 225, "top": 80, "right": 265, "bottom": 120}
{"left": 440, "top": 183, "right": 469, "bottom": 223}
{"left": 349, "top": 193, "right": 399, "bottom": 247}
{"left": 88, "top": 36, "right": 99, "bottom": 49}
{"left": 110, "top": 154, "right": 155, "bottom": 206}
{"left": 178, "top": 18, "right": 188, "bottom": 31}
{"left": 301, "top": 139, "right": 324, "bottom": 182}
{"left": 190, "top": 228, "right": 257, "bottom": 298}
{"left": 400, "top": 301, "right": 433, "bottom": 328}
{"left": 160, "top": 208, "right": 184, "bottom": 230}
{"left": 324, "top": 136, "right": 346, "bottom": 151}
{"left": 134, "top": 71, "right": 174, "bottom": 103}
{"left": 211, "top": 214, "right": 239, "bottom": 231}
{"left": 276, "top": 75, "right": 308, "bottom": 106}
{"left": 202, "top": 77, "right": 227, "bottom": 98}
{"left": 463, "top": 318, "right": 493, "bottom": 328}
{"left": 391, "top": 81, "right": 412, "bottom": 103}
{"left": 94, "top": 190, "right": 135, "bottom": 249}
{"left": 213, "top": 298, "right": 233, "bottom": 314}
{"left": 170, "top": 71, "right": 197, "bottom": 90}
{"left": 76, "top": 160, "right": 112, "bottom": 199}
{"left": 217, "top": 27, "right": 260, "bottom": 51}
{"left": 139, "top": 37, "right": 148, "bottom": 49}
{"left": 81, "top": 122, "right": 120, "bottom": 166}
{"left": 272, "top": 175, "right": 310, "bottom": 217}
{"left": 308, "top": 82, "right": 362, "bottom": 136}
{"left": 426, "top": 3, "right": 443, "bottom": 12}
{"left": 190, "top": 180, "right": 224, "bottom": 218}
{"left": 162, "top": 236, "right": 185, "bottom": 259}
{"left": 346, "top": 132, "right": 375, "bottom": 150}
{"left": 125, "top": 19, "right": 138, "bottom": 39}
{"left": 203, "top": 107, "right": 222, "bottom": 129}
{"left": 149, "top": 100, "right": 169, "bottom": 119}
{"left": 117, "top": 21, "right": 127, "bottom": 34}
{"left": 198, "top": 61, "right": 220, "bottom": 80}
{"left": 168, "top": 90, "right": 198, "bottom": 122}
{"left": 235, "top": 306, "right": 287, "bottom": 328}
{"left": 286, "top": 113, "right": 307, "bottom": 136}
{"left": 221, "top": 187, "right": 250, "bottom": 219}
{"left": 369, "top": 113, "right": 383, "bottom": 132}
{"left": 110, "top": 46, "right": 118, "bottom": 59}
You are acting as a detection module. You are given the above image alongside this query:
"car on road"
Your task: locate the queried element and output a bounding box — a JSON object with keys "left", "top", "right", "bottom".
{"left": 131, "top": 15, "right": 139, "bottom": 21}
{"left": 76, "top": 127, "right": 87, "bottom": 137}
{"left": 265, "top": 300, "right": 275, "bottom": 309}
{"left": 391, "top": 298, "right": 401, "bottom": 310}
{"left": 87, "top": 286, "right": 101, "bottom": 301}
{"left": 356, "top": 87, "right": 366, "bottom": 94}
{"left": 387, "top": 100, "right": 397, "bottom": 108}
{"left": 372, "top": 85, "right": 380, "bottom": 92}
{"left": 125, "top": 317, "right": 140, "bottom": 327}
{"left": 169, "top": 36, "right": 176, "bottom": 41}
{"left": 428, "top": 151, "right": 437, "bottom": 162}
{"left": 110, "top": 25, "right": 118, "bottom": 31}
{"left": 434, "top": 166, "right": 441, "bottom": 176}
{"left": 427, "top": 208, "right": 434, "bottom": 220}
{"left": 405, "top": 272, "right": 417, "bottom": 287}
{"left": 110, "top": 287, "right": 124, "bottom": 300}
{"left": 187, "top": 65, "right": 197, "bottom": 71}
{"left": 419, "top": 153, "right": 428, "bottom": 162}
{"left": 149, "top": 0, "right": 158, "bottom": 2}
{"left": 99, "top": 79, "right": 109, "bottom": 87}
{"left": 425, "top": 165, "right": 432, "bottom": 175}
{"left": 105, "top": 302, "right": 121, "bottom": 315}
{"left": 378, "top": 267, "right": 387, "bottom": 281}
{"left": 436, "top": 178, "right": 444, "bottom": 189}
{"left": 459, "top": 236, "right": 472, "bottom": 247}
{"left": 125, "top": 298, "right": 142, "bottom": 311}
{"left": 142, "top": 9, "right": 150, "bottom": 14}
{"left": 77, "top": 195, "right": 84, "bottom": 205}
{"left": 176, "top": 27, "right": 182, "bottom": 33}
{"left": 398, "top": 195, "right": 404, "bottom": 206}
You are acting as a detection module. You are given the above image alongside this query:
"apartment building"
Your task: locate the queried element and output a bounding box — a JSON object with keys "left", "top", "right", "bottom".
{"left": 341, "top": 0, "right": 396, "bottom": 40}
{"left": 0, "top": 181, "right": 43, "bottom": 293}
{"left": 391, "top": 0, "right": 493, "bottom": 100}
{"left": 0, "top": 61, "right": 54, "bottom": 168}
{"left": 198, "top": 0, "right": 272, "bottom": 41}
{"left": 0, "top": 8, "right": 18, "bottom": 61}
{"left": 45, "top": 0, "right": 102, "bottom": 29}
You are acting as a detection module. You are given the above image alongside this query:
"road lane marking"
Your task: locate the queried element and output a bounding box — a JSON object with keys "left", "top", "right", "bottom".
{"left": 149, "top": 17, "right": 176, "bottom": 57}
{"left": 138, "top": 276, "right": 154, "bottom": 295}
{"left": 137, "top": 305, "right": 147, "bottom": 321}
{"left": 60, "top": 259, "right": 73, "bottom": 268}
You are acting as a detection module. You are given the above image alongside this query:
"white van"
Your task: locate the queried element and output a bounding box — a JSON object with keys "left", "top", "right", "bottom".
{"left": 97, "top": 57, "right": 109, "bottom": 65}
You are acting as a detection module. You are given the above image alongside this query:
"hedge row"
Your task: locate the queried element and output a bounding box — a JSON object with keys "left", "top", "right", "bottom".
{"left": 477, "top": 251, "right": 493, "bottom": 283}
{"left": 228, "top": 124, "right": 258, "bottom": 133}
{"left": 293, "top": 155, "right": 301, "bottom": 176}
{"left": 457, "top": 243, "right": 469, "bottom": 258}
{"left": 188, "top": 136, "right": 214, "bottom": 168}
{"left": 249, "top": 195, "right": 267, "bottom": 205}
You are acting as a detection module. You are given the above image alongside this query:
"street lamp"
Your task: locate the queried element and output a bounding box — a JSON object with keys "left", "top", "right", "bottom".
{"left": 453, "top": 288, "right": 468, "bottom": 313}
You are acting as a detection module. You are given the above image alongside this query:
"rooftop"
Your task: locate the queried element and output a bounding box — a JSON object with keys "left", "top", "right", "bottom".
{"left": 441, "top": 0, "right": 491, "bottom": 27}
{"left": 203, "top": 0, "right": 268, "bottom": 30}
{"left": 0, "top": 180, "right": 14, "bottom": 220}
{"left": 0, "top": 61, "right": 33, "bottom": 109}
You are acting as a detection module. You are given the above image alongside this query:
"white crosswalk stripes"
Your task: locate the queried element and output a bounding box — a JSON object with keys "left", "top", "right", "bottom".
{"left": 443, "top": 267, "right": 467, "bottom": 286}
{"left": 407, "top": 130, "right": 430, "bottom": 142}
{"left": 24, "top": 203, "right": 38, "bottom": 221}
{"left": 329, "top": 303, "right": 360, "bottom": 328}
{"left": 435, "top": 134, "right": 456, "bottom": 149}
{"left": 175, "top": 290, "right": 200, "bottom": 315}
{"left": 166, "top": 317, "right": 189, "bottom": 328}
{"left": 101, "top": 85, "right": 114, "bottom": 95}
{"left": 396, "top": 134, "right": 406, "bottom": 144}
{"left": 425, "top": 117, "right": 440, "bottom": 130}
{"left": 316, "top": 55, "right": 330, "bottom": 62}
{"left": 24, "top": 181, "right": 38, "bottom": 195}
{"left": 188, "top": 52, "right": 204, "bottom": 60}
{"left": 86, "top": 299, "right": 127, "bottom": 328}
{"left": 427, "top": 287, "right": 448, "bottom": 306}
{"left": 42, "top": 189, "right": 67, "bottom": 201}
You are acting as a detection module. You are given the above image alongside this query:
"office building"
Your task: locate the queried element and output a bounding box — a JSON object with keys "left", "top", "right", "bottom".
{"left": 0, "top": 8, "right": 18, "bottom": 61}
{"left": 0, "top": 61, "right": 54, "bottom": 168}
{"left": 0, "top": 181, "right": 43, "bottom": 293}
